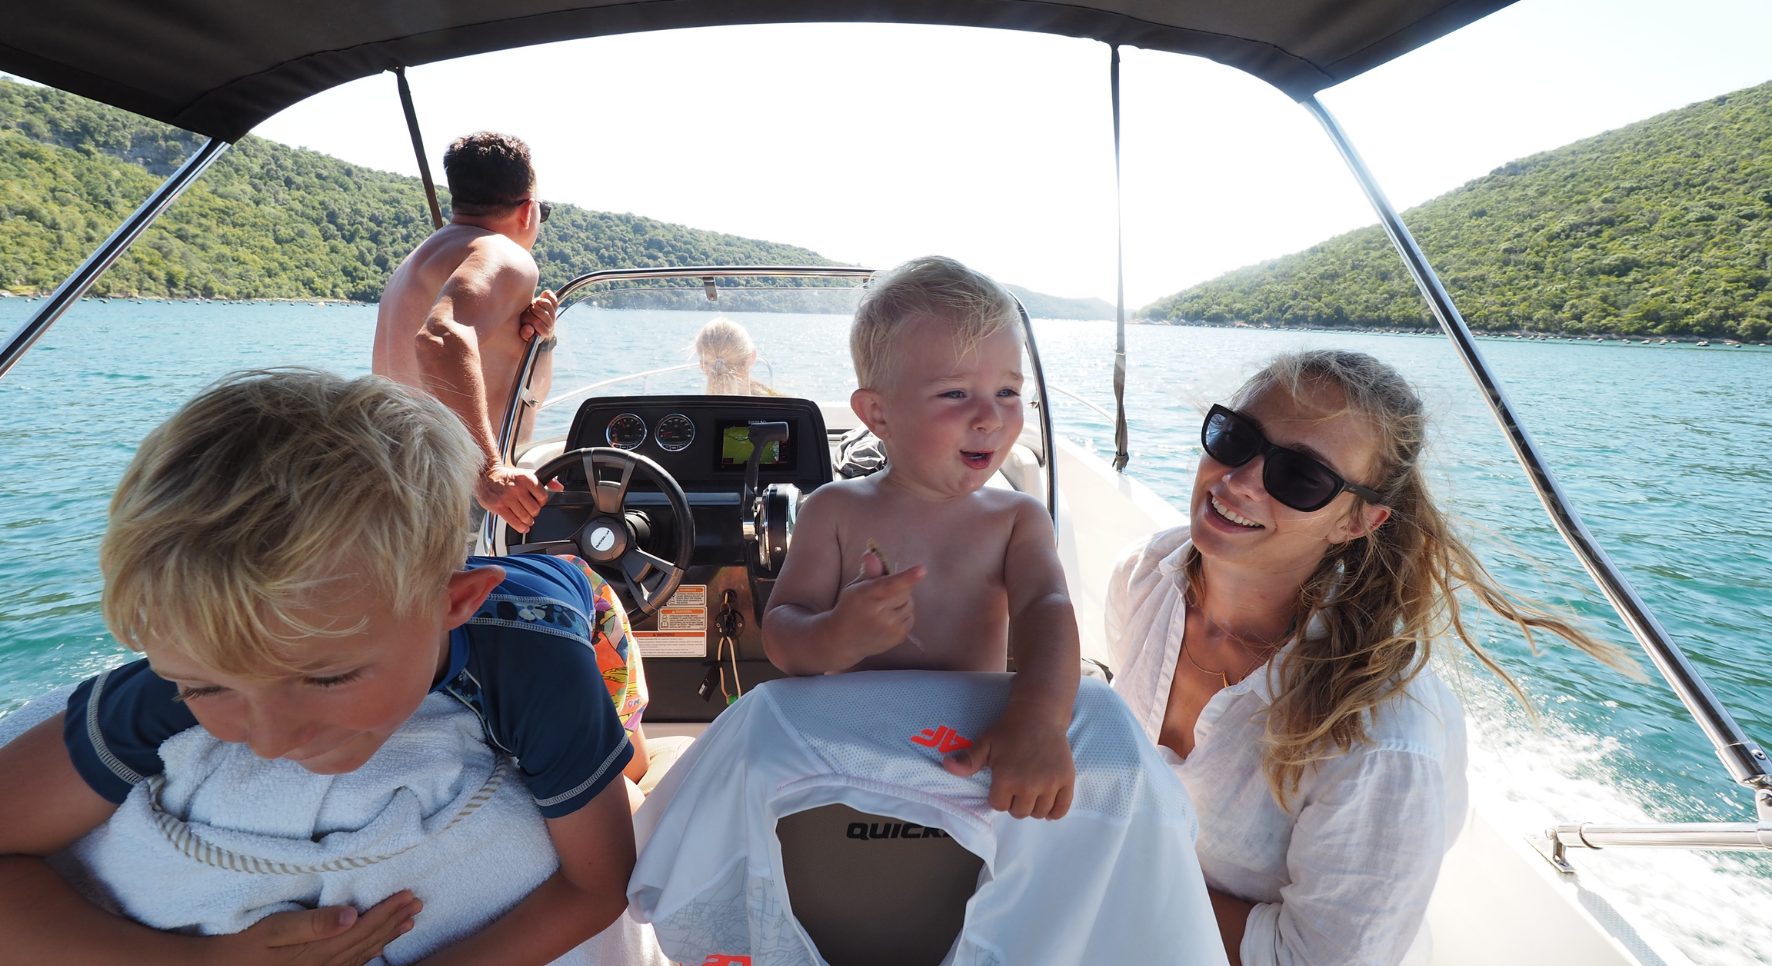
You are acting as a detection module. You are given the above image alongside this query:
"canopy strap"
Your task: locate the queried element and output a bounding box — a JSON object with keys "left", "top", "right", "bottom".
{"left": 1109, "top": 45, "right": 1130, "bottom": 472}
{"left": 394, "top": 67, "right": 444, "bottom": 230}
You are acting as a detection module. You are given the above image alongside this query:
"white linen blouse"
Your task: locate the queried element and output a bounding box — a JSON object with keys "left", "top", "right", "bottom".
{"left": 1106, "top": 526, "right": 1468, "bottom": 966}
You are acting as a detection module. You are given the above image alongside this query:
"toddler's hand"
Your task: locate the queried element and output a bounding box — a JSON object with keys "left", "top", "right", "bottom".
{"left": 944, "top": 705, "right": 1075, "bottom": 820}
{"left": 832, "top": 550, "right": 925, "bottom": 657}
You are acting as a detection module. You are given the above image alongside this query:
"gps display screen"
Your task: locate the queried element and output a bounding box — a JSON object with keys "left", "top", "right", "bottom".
{"left": 717, "top": 421, "right": 795, "bottom": 471}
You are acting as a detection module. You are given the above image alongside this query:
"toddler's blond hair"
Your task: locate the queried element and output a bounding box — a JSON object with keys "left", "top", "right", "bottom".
{"left": 101, "top": 369, "right": 479, "bottom": 676}
{"left": 851, "top": 256, "right": 1022, "bottom": 390}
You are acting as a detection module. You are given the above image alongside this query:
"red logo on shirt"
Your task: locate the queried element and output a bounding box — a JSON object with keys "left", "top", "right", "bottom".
{"left": 699, "top": 956, "right": 751, "bottom": 966}
{"left": 910, "top": 725, "right": 973, "bottom": 754}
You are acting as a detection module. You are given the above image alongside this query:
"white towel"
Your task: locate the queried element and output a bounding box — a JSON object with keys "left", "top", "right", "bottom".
{"left": 630, "top": 672, "right": 1226, "bottom": 966}
{"left": 1, "top": 687, "right": 666, "bottom": 966}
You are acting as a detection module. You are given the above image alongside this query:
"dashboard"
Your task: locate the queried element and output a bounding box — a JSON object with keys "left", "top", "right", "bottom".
{"left": 566, "top": 394, "right": 831, "bottom": 495}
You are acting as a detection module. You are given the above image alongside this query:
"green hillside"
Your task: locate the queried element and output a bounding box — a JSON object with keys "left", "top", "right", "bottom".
{"left": 1140, "top": 81, "right": 1772, "bottom": 340}
{"left": 0, "top": 77, "right": 839, "bottom": 301}
{"left": 1006, "top": 284, "right": 1115, "bottom": 320}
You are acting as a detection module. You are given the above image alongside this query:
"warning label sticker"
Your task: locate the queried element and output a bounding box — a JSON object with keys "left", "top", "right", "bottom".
{"left": 634, "top": 584, "right": 707, "bottom": 658}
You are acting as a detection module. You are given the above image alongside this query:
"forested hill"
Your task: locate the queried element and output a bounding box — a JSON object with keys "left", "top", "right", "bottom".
{"left": 1140, "top": 80, "right": 1772, "bottom": 340}
{"left": 1005, "top": 284, "right": 1115, "bottom": 320}
{"left": 0, "top": 77, "right": 840, "bottom": 301}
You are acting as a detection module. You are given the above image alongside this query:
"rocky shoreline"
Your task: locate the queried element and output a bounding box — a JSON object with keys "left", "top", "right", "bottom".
{"left": 1132, "top": 318, "right": 1766, "bottom": 346}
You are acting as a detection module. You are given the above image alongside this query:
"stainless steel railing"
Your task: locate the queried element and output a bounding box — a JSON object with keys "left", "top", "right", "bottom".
{"left": 1302, "top": 96, "right": 1772, "bottom": 863}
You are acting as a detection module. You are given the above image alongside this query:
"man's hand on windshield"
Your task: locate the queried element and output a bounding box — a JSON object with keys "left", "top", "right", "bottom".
{"left": 476, "top": 461, "right": 550, "bottom": 533}
{"left": 518, "top": 289, "right": 558, "bottom": 344}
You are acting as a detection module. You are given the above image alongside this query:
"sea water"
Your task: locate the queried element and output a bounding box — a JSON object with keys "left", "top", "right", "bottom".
{"left": 1, "top": 299, "right": 1767, "bottom": 964}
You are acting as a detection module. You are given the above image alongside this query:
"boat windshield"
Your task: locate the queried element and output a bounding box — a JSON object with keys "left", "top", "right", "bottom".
{"left": 512, "top": 271, "right": 1051, "bottom": 476}
{"left": 525, "top": 274, "right": 871, "bottom": 446}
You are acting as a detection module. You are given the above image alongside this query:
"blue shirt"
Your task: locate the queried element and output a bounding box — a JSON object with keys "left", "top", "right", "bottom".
{"left": 64, "top": 554, "right": 633, "bottom": 819}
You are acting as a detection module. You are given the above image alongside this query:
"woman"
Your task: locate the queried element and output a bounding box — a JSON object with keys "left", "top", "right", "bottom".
{"left": 693, "top": 316, "right": 775, "bottom": 395}
{"left": 1106, "top": 350, "right": 1629, "bottom": 966}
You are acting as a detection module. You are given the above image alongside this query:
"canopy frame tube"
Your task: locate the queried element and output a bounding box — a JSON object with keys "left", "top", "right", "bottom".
{"left": 1300, "top": 97, "right": 1772, "bottom": 838}
{"left": 393, "top": 68, "right": 444, "bottom": 230}
{"left": 0, "top": 137, "right": 230, "bottom": 380}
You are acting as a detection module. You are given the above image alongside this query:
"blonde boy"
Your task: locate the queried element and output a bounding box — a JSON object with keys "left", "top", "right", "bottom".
{"left": 763, "top": 256, "right": 1081, "bottom": 820}
{"left": 0, "top": 370, "right": 635, "bottom": 964}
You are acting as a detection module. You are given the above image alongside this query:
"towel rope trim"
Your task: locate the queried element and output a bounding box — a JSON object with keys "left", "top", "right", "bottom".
{"left": 144, "top": 757, "right": 509, "bottom": 875}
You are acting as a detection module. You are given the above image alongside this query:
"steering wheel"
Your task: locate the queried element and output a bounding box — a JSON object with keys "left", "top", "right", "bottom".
{"left": 498, "top": 447, "right": 696, "bottom": 621}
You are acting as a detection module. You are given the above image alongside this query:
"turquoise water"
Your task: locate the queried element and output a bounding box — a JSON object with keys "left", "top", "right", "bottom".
{"left": 1, "top": 299, "right": 1768, "bottom": 961}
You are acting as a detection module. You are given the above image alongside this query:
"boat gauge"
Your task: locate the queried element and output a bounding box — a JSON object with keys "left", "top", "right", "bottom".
{"left": 605, "top": 413, "right": 647, "bottom": 450}
{"left": 655, "top": 413, "right": 696, "bottom": 452}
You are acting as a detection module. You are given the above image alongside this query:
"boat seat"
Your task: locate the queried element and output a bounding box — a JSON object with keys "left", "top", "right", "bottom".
{"left": 777, "top": 803, "right": 984, "bottom": 966}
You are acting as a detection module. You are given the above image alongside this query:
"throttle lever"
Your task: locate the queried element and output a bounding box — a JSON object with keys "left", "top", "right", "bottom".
{"left": 741, "top": 420, "right": 789, "bottom": 513}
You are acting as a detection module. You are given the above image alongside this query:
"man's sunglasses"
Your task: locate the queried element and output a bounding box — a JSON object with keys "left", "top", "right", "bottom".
{"left": 1201, "top": 404, "right": 1384, "bottom": 512}
{"left": 535, "top": 199, "right": 551, "bottom": 223}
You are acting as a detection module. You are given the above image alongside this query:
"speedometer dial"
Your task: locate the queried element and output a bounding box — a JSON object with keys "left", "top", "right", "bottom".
{"left": 605, "top": 413, "right": 647, "bottom": 450}
{"left": 655, "top": 413, "right": 696, "bottom": 452}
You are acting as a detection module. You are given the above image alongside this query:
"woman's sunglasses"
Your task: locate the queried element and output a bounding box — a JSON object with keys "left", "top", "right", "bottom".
{"left": 1201, "top": 404, "right": 1384, "bottom": 513}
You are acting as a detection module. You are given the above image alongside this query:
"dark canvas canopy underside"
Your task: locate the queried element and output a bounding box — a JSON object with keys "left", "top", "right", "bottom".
{"left": 0, "top": 0, "right": 1514, "bottom": 142}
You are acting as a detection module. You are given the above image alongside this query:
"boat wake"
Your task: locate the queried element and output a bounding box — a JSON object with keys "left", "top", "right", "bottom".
{"left": 1456, "top": 676, "right": 1772, "bottom": 966}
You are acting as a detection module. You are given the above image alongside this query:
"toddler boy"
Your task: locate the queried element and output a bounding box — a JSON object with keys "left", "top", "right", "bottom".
{"left": 763, "top": 256, "right": 1081, "bottom": 820}
{"left": 0, "top": 369, "right": 636, "bottom": 964}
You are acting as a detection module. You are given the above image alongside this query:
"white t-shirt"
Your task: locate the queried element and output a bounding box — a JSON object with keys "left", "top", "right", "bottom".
{"left": 629, "top": 671, "right": 1228, "bottom": 966}
{"left": 1106, "top": 527, "right": 1469, "bottom": 966}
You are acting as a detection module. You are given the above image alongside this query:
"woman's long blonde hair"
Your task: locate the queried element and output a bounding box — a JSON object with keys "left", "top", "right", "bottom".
{"left": 1189, "top": 349, "right": 1635, "bottom": 804}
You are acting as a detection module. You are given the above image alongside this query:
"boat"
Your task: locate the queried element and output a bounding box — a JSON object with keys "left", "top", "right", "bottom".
{"left": 1697, "top": 340, "right": 1711, "bottom": 347}
{"left": 1, "top": 4, "right": 1766, "bottom": 966}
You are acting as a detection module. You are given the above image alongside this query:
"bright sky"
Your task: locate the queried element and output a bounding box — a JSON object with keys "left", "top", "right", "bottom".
{"left": 241, "top": 0, "right": 1771, "bottom": 307}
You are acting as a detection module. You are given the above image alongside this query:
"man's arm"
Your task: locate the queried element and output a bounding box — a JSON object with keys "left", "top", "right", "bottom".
{"left": 417, "top": 776, "right": 635, "bottom": 966}
{"left": 943, "top": 496, "right": 1080, "bottom": 819}
{"left": 413, "top": 243, "right": 549, "bottom": 531}
{"left": 762, "top": 486, "right": 925, "bottom": 674}
{"left": 0, "top": 714, "right": 417, "bottom": 966}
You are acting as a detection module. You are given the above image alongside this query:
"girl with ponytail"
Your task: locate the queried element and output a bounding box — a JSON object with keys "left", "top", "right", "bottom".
{"left": 1105, "top": 349, "right": 1630, "bottom": 966}
{"left": 693, "top": 316, "right": 776, "bottom": 396}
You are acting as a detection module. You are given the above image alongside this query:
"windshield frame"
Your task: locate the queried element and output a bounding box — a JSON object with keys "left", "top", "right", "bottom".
{"left": 492, "top": 264, "right": 1056, "bottom": 519}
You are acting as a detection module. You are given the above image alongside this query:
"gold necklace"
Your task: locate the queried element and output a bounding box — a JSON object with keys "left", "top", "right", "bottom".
{"left": 1181, "top": 619, "right": 1295, "bottom": 689}
{"left": 1180, "top": 639, "right": 1242, "bottom": 690}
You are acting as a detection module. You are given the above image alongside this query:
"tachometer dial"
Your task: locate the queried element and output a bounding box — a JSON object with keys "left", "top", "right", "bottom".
{"left": 605, "top": 413, "right": 647, "bottom": 450}
{"left": 655, "top": 413, "right": 696, "bottom": 452}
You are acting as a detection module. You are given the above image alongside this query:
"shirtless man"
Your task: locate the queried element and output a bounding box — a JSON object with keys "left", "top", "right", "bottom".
{"left": 374, "top": 131, "right": 559, "bottom": 531}
{"left": 762, "top": 256, "right": 1081, "bottom": 821}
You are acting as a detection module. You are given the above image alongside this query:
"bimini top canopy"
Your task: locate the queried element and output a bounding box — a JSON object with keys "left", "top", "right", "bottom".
{"left": 0, "top": 0, "right": 1513, "bottom": 142}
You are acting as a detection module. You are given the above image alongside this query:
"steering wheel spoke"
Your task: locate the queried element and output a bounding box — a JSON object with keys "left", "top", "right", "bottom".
{"left": 624, "top": 547, "right": 677, "bottom": 580}
{"left": 588, "top": 451, "right": 636, "bottom": 515}
{"left": 622, "top": 571, "right": 653, "bottom": 608}
{"left": 508, "top": 539, "right": 580, "bottom": 556}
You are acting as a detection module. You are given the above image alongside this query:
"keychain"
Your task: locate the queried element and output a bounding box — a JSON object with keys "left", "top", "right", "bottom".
{"left": 700, "top": 589, "right": 745, "bottom": 705}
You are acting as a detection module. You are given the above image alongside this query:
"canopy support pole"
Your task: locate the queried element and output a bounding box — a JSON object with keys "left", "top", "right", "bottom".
{"left": 1301, "top": 95, "right": 1772, "bottom": 805}
{"left": 1109, "top": 45, "right": 1130, "bottom": 472}
{"left": 394, "top": 67, "right": 444, "bottom": 230}
{"left": 0, "top": 137, "right": 230, "bottom": 382}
